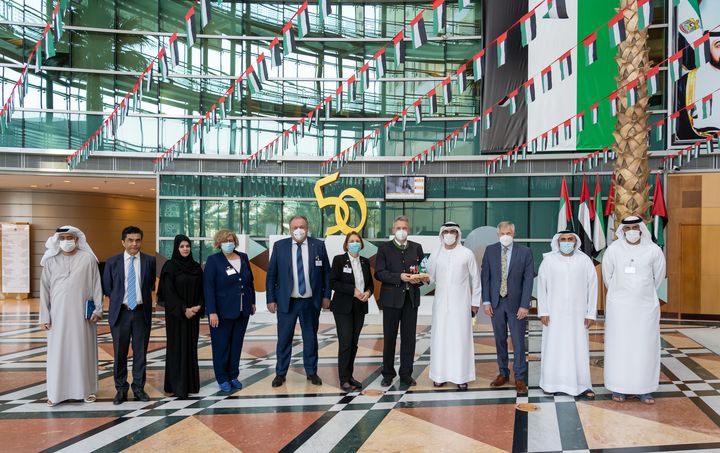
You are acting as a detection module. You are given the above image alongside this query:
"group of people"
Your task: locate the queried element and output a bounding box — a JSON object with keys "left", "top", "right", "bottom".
{"left": 38, "top": 212, "right": 665, "bottom": 406}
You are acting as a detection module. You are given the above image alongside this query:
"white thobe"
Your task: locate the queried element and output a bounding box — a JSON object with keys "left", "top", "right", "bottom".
{"left": 602, "top": 240, "right": 666, "bottom": 395}
{"left": 427, "top": 245, "right": 482, "bottom": 384}
{"left": 537, "top": 252, "right": 597, "bottom": 395}
{"left": 40, "top": 251, "right": 103, "bottom": 403}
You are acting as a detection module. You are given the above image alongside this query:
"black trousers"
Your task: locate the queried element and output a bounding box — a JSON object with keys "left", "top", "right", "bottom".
{"left": 111, "top": 307, "right": 150, "bottom": 393}
{"left": 332, "top": 306, "right": 366, "bottom": 383}
{"left": 382, "top": 294, "right": 418, "bottom": 380}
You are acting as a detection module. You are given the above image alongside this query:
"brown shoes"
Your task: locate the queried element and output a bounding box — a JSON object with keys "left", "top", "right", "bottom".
{"left": 515, "top": 379, "right": 528, "bottom": 395}
{"left": 490, "top": 375, "right": 509, "bottom": 387}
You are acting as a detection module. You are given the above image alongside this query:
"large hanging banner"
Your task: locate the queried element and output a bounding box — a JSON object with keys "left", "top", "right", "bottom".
{"left": 673, "top": 0, "right": 720, "bottom": 143}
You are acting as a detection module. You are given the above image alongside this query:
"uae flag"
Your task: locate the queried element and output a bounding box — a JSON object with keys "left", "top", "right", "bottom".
{"left": 583, "top": 32, "right": 597, "bottom": 66}
{"left": 590, "top": 102, "right": 599, "bottom": 124}
{"left": 506, "top": 89, "right": 519, "bottom": 114}
{"left": 185, "top": 8, "right": 197, "bottom": 48}
{"left": 559, "top": 50, "right": 572, "bottom": 80}
{"left": 592, "top": 176, "right": 606, "bottom": 256}
{"left": 44, "top": 32, "right": 56, "bottom": 58}
{"left": 428, "top": 88, "right": 438, "bottom": 114}
{"left": 524, "top": 78, "right": 536, "bottom": 103}
{"left": 576, "top": 110, "right": 585, "bottom": 132}
{"left": 520, "top": 10, "right": 537, "bottom": 47}
{"left": 544, "top": 0, "right": 569, "bottom": 19}
{"left": 701, "top": 94, "right": 713, "bottom": 119}
{"left": 655, "top": 118, "right": 665, "bottom": 141}
{"left": 668, "top": 50, "right": 683, "bottom": 82}
{"left": 472, "top": 49, "right": 485, "bottom": 81}
{"left": 496, "top": 32, "right": 508, "bottom": 67}
{"left": 200, "top": 0, "right": 212, "bottom": 31}
{"left": 414, "top": 99, "right": 423, "bottom": 124}
{"left": 374, "top": 48, "right": 387, "bottom": 79}
{"left": 609, "top": 90, "right": 619, "bottom": 116}
{"left": 256, "top": 53, "right": 269, "bottom": 82}
{"left": 557, "top": 176, "right": 573, "bottom": 232}
{"left": 247, "top": 67, "right": 262, "bottom": 94}
{"left": 441, "top": 77, "right": 453, "bottom": 105}
{"left": 605, "top": 176, "right": 616, "bottom": 245}
{"left": 551, "top": 126, "right": 560, "bottom": 146}
{"left": 541, "top": 65, "right": 553, "bottom": 93}
{"left": 608, "top": 12, "right": 626, "bottom": 48}
{"left": 646, "top": 65, "right": 659, "bottom": 96}
{"left": 625, "top": 79, "right": 639, "bottom": 107}
{"left": 270, "top": 38, "right": 282, "bottom": 67}
{"left": 319, "top": 0, "right": 332, "bottom": 23}
{"left": 637, "top": 0, "right": 652, "bottom": 30}
{"left": 457, "top": 65, "right": 468, "bottom": 93}
{"left": 578, "top": 175, "right": 594, "bottom": 256}
{"left": 432, "top": 0, "right": 446, "bottom": 35}
{"left": 458, "top": 0, "right": 472, "bottom": 12}
{"left": 410, "top": 11, "right": 428, "bottom": 49}
{"left": 297, "top": 1, "right": 311, "bottom": 38}
{"left": 359, "top": 63, "right": 370, "bottom": 92}
{"left": 483, "top": 108, "right": 492, "bottom": 129}
{"left": 347, "top": 74, "right": 357, "bottom": 101}
{"left": 393, "top": 31, "right": 406, "bottom": 66}
{"left": 651, "top": 173, "right": 667, "bottom": 248}
{"left": 282, "top": 23, "right": 297, "bottom": 56}
{"left": 563, "top": 119, "right": 572, "bottom": 140}
{"left": 53, "top": 6, "right": 63, "bottom": 42}
{"left": 693, "top": 33, "right": 710, "bottom": 67}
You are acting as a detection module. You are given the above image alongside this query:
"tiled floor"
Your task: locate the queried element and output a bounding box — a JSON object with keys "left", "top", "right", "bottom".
{"left": 2, "top": 299, "right": 720, "bottom": 452}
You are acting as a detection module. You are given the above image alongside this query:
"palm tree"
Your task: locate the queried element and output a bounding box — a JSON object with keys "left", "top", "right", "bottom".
{"left": 612, "top": 0, "right": 653, "bottom": 223}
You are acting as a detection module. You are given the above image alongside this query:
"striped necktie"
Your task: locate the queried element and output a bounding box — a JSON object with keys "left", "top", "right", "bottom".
{"left": 127, "top": 255, "right": 137, "bottom": 309}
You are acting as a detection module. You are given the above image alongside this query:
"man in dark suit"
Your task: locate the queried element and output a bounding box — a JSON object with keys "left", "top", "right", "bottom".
{"left": 481, "top": 220, "right": 534, "bottom": 395}
{"left": 266, "top": 215, "right": 331, "bottom": 387}
{"left": 102, "top": 226, "right": 156, "bottom": 404}
{"left": 375, "top": 215, "right": 427, "bottom": 387}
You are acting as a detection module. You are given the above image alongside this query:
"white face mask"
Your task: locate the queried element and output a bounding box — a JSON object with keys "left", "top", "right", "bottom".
{"left": 442, "top": 233, "right": 457, "bottom": 246}
{"left": 625, "top": 230, "right": 641, "bottom": 244}
{"left": 499, "top": 234, "right": 513, "bottom": 247}
{"left": 293, "top": 228, "right": 307, "bottom": 242}
{"left": 394, "top": 229, "right": 408, "bottom": 242}
{"left": 59, "top": 239, "right": 76, "bottom": 252}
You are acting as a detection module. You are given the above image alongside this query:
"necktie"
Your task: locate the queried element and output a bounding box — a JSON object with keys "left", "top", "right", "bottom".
{"left": 127, "top": 255, "right": 137, "bottom": 309}
{"left": 499, "top": 247, "right": 508, "bottom": 298}
{"left": 296, "top": 244, "right": 306, "bottom": 296}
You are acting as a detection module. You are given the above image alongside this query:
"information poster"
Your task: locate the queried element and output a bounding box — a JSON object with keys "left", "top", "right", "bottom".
{"left": 1, "top": 223, "right": 30, "bottom": 294}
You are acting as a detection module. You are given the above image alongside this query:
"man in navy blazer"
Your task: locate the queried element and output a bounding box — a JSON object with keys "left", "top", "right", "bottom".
{"left": 102, "top": 226, "right": 156, "bottom": 404}
{"left": 266, "top": 215, "right": 331, "bottom": 387}
{"left": 481, "top": 220, "right": 534, "bottom": 395}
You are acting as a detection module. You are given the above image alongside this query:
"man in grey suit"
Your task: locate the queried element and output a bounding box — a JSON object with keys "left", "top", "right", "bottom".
{"left": 481, "top": 220, "right": 534, "bottom": 395}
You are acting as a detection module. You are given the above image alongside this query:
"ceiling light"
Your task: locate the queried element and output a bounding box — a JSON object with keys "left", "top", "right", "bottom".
{"left": 92, "top": 186, "right": 100, "bottom": 190}
{"left": 63, "top": 180, "right": 71, "bottom": 183}
{"left": 30, "top": 184, "right": 37, "bottom": 188}
{"left": 128, "top": 181, "right": 136, "bottom": 185}
{"left": 149, "top": 188, "right": 156, "bottom": 191}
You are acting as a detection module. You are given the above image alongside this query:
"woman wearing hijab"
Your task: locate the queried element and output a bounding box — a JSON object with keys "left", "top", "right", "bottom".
{"left": 158, "top": 235, "right": 204, "bottom": 399}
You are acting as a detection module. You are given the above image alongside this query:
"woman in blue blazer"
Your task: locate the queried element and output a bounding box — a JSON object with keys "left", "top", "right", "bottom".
{"left": 203, "top": 229, "right": 256, "bottom": 392}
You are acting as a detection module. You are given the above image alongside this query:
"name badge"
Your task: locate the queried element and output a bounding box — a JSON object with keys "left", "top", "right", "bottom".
{"left": 315, "top": 259, "right": 322, "bottom": 267}
{"left": 226, "top": 267, "right": 238, "bottom": 276}
{"left": 343, "top": 266, "right": 352, "bottom": 274}
{"left": 624, "top": 267, "right": 636, "bottom": 274}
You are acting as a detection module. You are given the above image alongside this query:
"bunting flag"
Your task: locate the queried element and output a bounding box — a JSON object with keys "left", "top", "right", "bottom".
{"left": 393, "top": 31, "right": 406, "bottom": 66}
{"left": 319, "top": 0, "right": 332, "bottom": 23}
{"left": 559, "top": 51, "right": 572, "bottom": 80}
{"left": 185, "top": 8, "right": 197, "bottom": 48}
{"left": 646, "top": 65, "right": 659, "bottom": 96}
{"left": 347, "top": 74, "right": 357, "bottom": 101}
{"left": 456, "top": 65, "right": 468, "bottom": 93}
{"left": 541, "top": 132, "right": 549, "bottom": 150}
{"left": 496, "top": 32, "right": 508, "bottom": 67}
{"left": 282, "top": 23, "right": 297, "bottom": 56}
{"left": 608, "top": 12, "right": 626, "bottom": 48}
{"left": 472, "top": 49, "right": 485, "bottom": 81}
{"left": 359, "top": 63, "right": 370, "bottom": 92}
{"left": 577, "top": 110, "right": 585, "bottom": 132}
{"left": 374, "top": 48, "right": 387, "bottom": 79}
{"left": 270, "top": 38, "right": 282, "bottom": 67}
{"left": 159, "top": 48, "right": 169, "bottom": 81}
{"left": 433, "top": 0, "right": 446, "bottom": 35}
{"left": 544, "top": 0, "right": 569, "bottom": 19}
{"left": 655, "top": 118, "right": 665, "bottom": 141}
{"left": 578, "top": 175, "right": 594, "bottom": 256}
{"left": 53, "top": 7, "right": 63, "bottom": 42}
{"left": 590, "top": 102, "right": 599, "bottom": 124}
{"left": 35, "top": 47, "right": 42, "bottom": 73}
{"left": 483, "top": 108, "right": 492, "bottom": 129}
{"left": 410, "top": 11, "right": 428, "bottom": 49}
{"left": 200, "top": 0, "right": 212, "bottom": 31}
{"left": 541, "top": 66, "right": 553, "bottom": 93}
{"left": 592, "top": 176, "right": 606, "bottom": 256}
{"left": 706, "top": 134, "right": 716, "bottom": 154}
{"left": 414, "top": 99, "right": 423, "bottom": 124}
{"left": 441, "top": 78, "right": 453, "bottom": 105}
{"left": 458, "top": 0, "right": 472, "bottom": 12}
{"left": 401, "top": 108, "right": 408, "bottom": 131}
{"left": 257, "top": 53, "right": 269, "bottom": 82}
{"left": 651, "top": 173, "right": 667, "bottom": 248}
{"left": 563, "top": 119, "right": 572, "bottom": 140}
{"left": 701, "top": 94, "right": 713, "bottom": 119}
{"left": 637, "top": 0, "right": 652, "bottom": 30}
{"left": 297, "top": 1, "right": 311, "bottom": 38}
{"left": 520, "top": 10, "right": 537, "bottom": 47}
{"left": 557, "top": 176, "right": 573, "bottom": 232}
{"left": 625, "top": 79, "right": 639, "bottom": 107}
{"left": 583, "top": 32, "right": 597, "bottom": 66}
{"left": 506, "top": 89, "right": 518, "bottom": 114}
{"left": 669, "top": 110, "right": 680, "bottom": 132}
{"left": 668, "top": 50, "right": 683, "bottom": 82}
{"left": 44, "top": 34, "right": 56, "bottom": 59}
{"left": 248, "top": 66, "right": 263, "bottom": 94}
{"left": 524, "top": 78, "right": 536, "bottom": 103}
{"left": 609, "top": 90, "right": 619, "bottom": 116}
{"left": 693, "top": 33, "right": 710, "bottom": 67}
{"left": 551, "top": 126, "right": 559, "bottom": 146}
{"left": 428, "top": 88, "right": 438, "bottom": 114}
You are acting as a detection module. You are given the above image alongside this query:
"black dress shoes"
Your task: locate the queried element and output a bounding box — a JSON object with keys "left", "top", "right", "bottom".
{"left": 349, "top": 378, "right": 363, "bottom": 389}
{"left": 113, "top": 391, "right": 127, "bottom": 405}
{"left": 380, "top": 378, "right": 393, "bottom": 387}
{"left": 307, "top": 374, "right": 323, "bottom": 386}
{"left": 272, "top": 375, "right": 286, "bottom": 387}
{"left": 133, "top": 390, "right": 150, "bottom": 402}
{"left": 400, "top": 376, "right": 417, "bottom": 387}
{"left": 340, "top": 382, "right": 354, "bottom": 392}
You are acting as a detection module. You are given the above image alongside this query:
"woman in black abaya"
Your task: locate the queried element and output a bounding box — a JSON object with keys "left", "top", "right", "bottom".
{"left": 158, "top": 235, "right": 204, "bottom": 398}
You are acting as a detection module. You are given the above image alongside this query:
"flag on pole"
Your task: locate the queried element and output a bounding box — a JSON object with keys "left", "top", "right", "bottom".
{"left": 669, "top": 50, "right": 683, "bottom": 82}
{"left": 297, "top": 1, "right": 311, "bottom": 38}
{"left": 559, "top": 50, "right": 572, "bottom": 80}
{"left": 185, "top": 8, "right": 197, "bottom": 48}
{"left": 651, "top": 173, "right": 668, "bottom": 248}
{"left": 605, "top": 177, "right": 616, "bottom": 245}
{"left": 200, "top": 0, "right": 212, "bottom": 31}
{"left": 701, "top": 94, "right": 713, "bottom": 119}
{"left": 609, "top": 90, "right": 619, "bottom": 116}
{"left": 637, "top": 0, "right": 652, "bottom": 30}
{"left": 578, "top": 175, "right": 594, "bottom": 256}
{"left": 456, "top": 64, "right": 468, "bottom": 93}
{"left": 592, "top": 176, "right": 606, "bottom": 256}
{"left": 496, "top": 32, "right": 508, "bottom": 67}
{"left": 626, "top": 79, "right": 639, "bottom": 107}
{"left": 608, "top": 12, "right": 626, "bottom": 48}
{"left": 558, "top": 176, "right": 573, "bottom": 231}
{"left": 544, "top": 0, "right": 569, "bottom": 18}
{"left": 472, "top": 49, "right": 485, "bottom": 81}
{"left": 282, "top": 23, "right": 297, "bottom": 56}
{"left": 374, "top": 48, "right": 387, "bottom": 79}
{"left": 432, "top": 0, "right": 446, "bottom": 35}
{"left": 441, "top": 77, "right": 452, "bottom": 105}
{"left": 393, "top": 31, "right": 406, "bottom": 66}
{"left": 524, "top": 78, "right": 536, "bottom": 103}
{"left": 577, "top": 110, "right": 585, "bottom": 132}
{"left": 646, "top": 65, "right": 659, "bottom": 96}
{"left": 410, "top": 11, "right": 428, "bottom": 49}
{"left": 520, "top": 10, "right": 537, "bottom": 47}
{"left": 541, "top": 65, "right": 553, "bottom": 92}
{"left": 693, "top": 33, "right": 710, "bottom": 67}
{"left": 583, "top": 32, "right": 597, "bottom": 66}
{"left": 319, "top": 0, "right": 332, "bottom": 23}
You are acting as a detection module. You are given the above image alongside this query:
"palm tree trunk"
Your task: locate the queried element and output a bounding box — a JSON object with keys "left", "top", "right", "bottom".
{"left": 613, "top": 0, "right": 653, "bottom": 224}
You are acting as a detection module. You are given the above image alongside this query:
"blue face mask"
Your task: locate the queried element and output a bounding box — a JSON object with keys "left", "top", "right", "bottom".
{"left": 221, "top": 242, "right": 236, "bottom": 253}
{"left": 559, "top": 242, "right": 575, "bottom": 254}
{"left": 348, "top": 242, "right": 362, "bottom": 254}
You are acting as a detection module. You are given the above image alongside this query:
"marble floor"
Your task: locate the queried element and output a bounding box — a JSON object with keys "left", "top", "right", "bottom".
{"left": 2, "top": 299, "right": 720, "bottom": 452}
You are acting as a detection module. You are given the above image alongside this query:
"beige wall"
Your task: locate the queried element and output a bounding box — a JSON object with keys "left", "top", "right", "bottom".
{"left": 0, "top": 189, "right": 156, "bottom": 296}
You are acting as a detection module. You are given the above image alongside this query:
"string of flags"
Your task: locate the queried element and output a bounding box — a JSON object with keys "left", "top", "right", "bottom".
{"left": 0, "top": 0, "right": 70, "bottom": 132}
{"left": 661, "top": 131, "right": 720, "bottom": 171}
{"left": 66, "top": 0, "right": 214, "bottom": 168}
{"left": 154, "top": 1, "right": 313, "bottom": 172}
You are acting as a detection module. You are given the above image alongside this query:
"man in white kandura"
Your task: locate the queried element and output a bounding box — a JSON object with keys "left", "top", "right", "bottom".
{"left": 427, "top": 222, "right": 482, "bottom": 391}
{"left": 602, "top": 215, "right": 666, "bottom": 404}
{"left": 40, "top": 226, "right": 103, "bottom": 407}
{"left": 537, "top": 230, "right": 598, "bottom": 398}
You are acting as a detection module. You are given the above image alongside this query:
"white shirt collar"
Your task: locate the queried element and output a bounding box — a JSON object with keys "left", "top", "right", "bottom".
{"left": 124, "top": 251, "right": 139, "bottom": 260}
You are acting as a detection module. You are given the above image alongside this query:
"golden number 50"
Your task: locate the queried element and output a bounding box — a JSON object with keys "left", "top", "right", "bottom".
{"left": 314, "top": 172, "right": 368, "bottom": 236}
